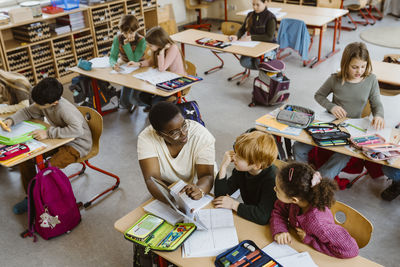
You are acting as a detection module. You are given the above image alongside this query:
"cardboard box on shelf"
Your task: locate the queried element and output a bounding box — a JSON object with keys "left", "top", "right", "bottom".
{"left": 8, "top": 7, "right": 34, "bottom": 24}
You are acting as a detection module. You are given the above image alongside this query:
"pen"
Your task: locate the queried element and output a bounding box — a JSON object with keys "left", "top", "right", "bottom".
{"left": 0, "top": 120, "right": 11, "bottom": 132}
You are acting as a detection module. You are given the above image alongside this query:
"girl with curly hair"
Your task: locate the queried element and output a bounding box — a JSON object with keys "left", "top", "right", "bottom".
{"left": 270, "top": 162, "right": 359, "bottom": 258}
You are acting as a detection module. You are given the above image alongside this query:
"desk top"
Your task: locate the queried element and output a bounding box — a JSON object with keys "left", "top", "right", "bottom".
{"left": 171, "top": 29, "right": 279, "bottom": 58}
{"left": 70, "top": 67, "right": 196, "bottom": 97}
{"left": 255, "top": 125, "right": 400, "bottom": 169}
{"left": 114, "top": 199, "right": 382, "bottom": 267}
{"left": 0, "top": 116, "right": 73, "bottom": 167}
{"left": 372, "top": 60, "right": 400, "bottom": 86}
{"left": 237, "top": 3, "right": 348, "bottom": 27}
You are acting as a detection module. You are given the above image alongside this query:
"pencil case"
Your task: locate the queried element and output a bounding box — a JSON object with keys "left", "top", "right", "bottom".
{"left": 276, "top": 105, "right": 315, "bottom": 128}
{"left": 350, "top": 134, "right": 386, "bottom": 150}
{"left": 362, "top": 143, "right": 400, "bottom": 161}
{"left": 306, "top": 122, "right": 350, "bottom": 147}
{"left": 0, "top": 143, "right": 30, "bottom": 161}
{"left": 215, "top": 240, "right": 282, "bottom": 267}
{"left": 124, "top": 213, "right": 196, "bottom": 252}
{"left": 156, "top": 75, "right": 203, "bottom": 92}
{"left": 195, "top": 38, "right": 231, "bottom": 48}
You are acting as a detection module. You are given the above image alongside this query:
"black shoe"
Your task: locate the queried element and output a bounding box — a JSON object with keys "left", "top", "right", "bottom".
{"left": 129, "top": 105, "right": 138, "bottom": 113}
{"left": 381, "top": 181, "right": 400, "bottom": 201}
{"left": 143, "top": 106, "right": 151, "bottom": 113}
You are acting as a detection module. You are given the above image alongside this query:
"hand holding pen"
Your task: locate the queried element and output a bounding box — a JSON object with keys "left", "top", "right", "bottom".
{"left": 0, "top": 119, "right": 12, "bottom": 132}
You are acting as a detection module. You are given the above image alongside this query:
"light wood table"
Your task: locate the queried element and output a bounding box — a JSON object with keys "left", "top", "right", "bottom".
{"left": 255, "top": 125, "right": 400, "bottom": 170}
{"left": 114, "top": 198, "right": 383, "bottom": 267}
{"left": 0, "top": 116, "right": 74, "bottom": 168}
{"left": 237, "top": 4, "right": 348, "bottom": 68}
{"left": 71, "top": 66, "right": 199, "bottom": 116}
{"left": 372, "top": 60, "right": 400, "bottom": 86}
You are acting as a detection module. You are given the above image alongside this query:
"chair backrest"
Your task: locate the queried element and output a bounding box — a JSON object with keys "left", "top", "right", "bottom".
{"left": 317, "top": 0, "right": 341, "bottom": 8}
{"left": 77, "top": 106, "right": 103, "bottom": 160}
{"left": 361, "top": 101, "right": 371, "bottom": 117}
{"left": 181, "top": 60, "right": 197, "bottom": 96}
{"left": 330, "top": 200, "right": 373, "bottom": 248}
{"left": 345, "top": 0, "right": 368, "bottom": 9}
{"left": 221, "top": 21, "right": 242, "bottom": 35}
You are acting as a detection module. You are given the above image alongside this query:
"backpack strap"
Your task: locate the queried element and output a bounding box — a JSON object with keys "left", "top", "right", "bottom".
{"left": 268, "top": 88, "right": 289, "bottom": 105}
{"left": 21, "top": 177, "right": 37, "bottom": 242}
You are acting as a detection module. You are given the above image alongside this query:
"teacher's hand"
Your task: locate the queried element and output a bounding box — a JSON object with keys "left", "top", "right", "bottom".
{"left": 180, "top": 184, "right": 204, "bottom": 200}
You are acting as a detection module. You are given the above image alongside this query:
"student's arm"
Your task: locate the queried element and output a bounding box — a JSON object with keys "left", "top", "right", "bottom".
{"left": 46, "top": 108, "right": 85, "bottom": 139}
{"left": 109, "top": 36, "right": 120, "bottom": 67}
{"left": 314, "top": 76, "right": 337, "bottom": 113}
{"left": 303, "top": 216, "right": 359, "bottom": 258}
{"left": 368, "top": 75, "right": 384, "bottom": 118}
{"left": 214, "top": 168, "right": 241, "bottom": 197}
{"left": 270, "top": 200, "right": 291, "bottom": 235}
{"left": 7, "top": 104, "right": 44, "bottom": 125}
{"left": 157, "top": 44, "right": 181, "bottom": 72}
{"left": 236, "top": 15, "right": 248, "bottom": 39}
{"left": 0, "top": 99, "right": 29, "bottom": 114}
{"left": 139, "top": 157, "right": 170, "bottom": 203}
{"left": 251, "top": 19, "right": 276, "bottom": 42}
{"left": 126, "top": 38, "right": 146, "bottom": 62}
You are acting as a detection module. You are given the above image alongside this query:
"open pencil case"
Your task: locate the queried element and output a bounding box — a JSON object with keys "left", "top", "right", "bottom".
{"left": 0, "top": 143, "right": 30, "bottom": 161}
{"left": 306, "top": 122, "right": 350, "bottom": 147}
{"left": 362, "top": 143, "right": 400, "bottom": 161}
{"left": 215, "top": 240, "right": 282, "bottom": 267}
{"left": 195, "top": 37, "right": 231, "bottom": 48}
{"left": 124, "top": 214, "right": 196, "bottom": 252}
{"left": 350, "top": 134, "right": 386, "bottom": 150}
{"left": 276, "top": 105, "right": 315, "bottom": 128}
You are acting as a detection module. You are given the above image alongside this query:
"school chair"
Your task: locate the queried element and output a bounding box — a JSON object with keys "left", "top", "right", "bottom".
{"left": 204, "top": 21, "right": 242, "bottom": 75}
{"left": 68, "top": 106, "right": 120, "bottom": 208}
{"left": 330, "top": 201, "right": 373, "bottom": 248}
{"left": 276, "top": 18, "right": 314, "bottom": 66}
{"left": 317, "top": 0, "right": 346, "bottom": 43}
{"left": 345, "top": 0, "right": 375, "bottom": 26}
{"left": 168, "top": 60, "right": 197, "bottom": 103}
{"left": 366, "top": 0, "right": 383, "bottom": 20}
{"left": 184, "top": 0, "right": 212, "bottom": 31}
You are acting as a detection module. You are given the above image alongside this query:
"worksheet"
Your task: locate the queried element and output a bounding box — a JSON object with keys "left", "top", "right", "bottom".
{"left": 133, "top": 68, "right": 180, "bottom": 85}
{"left": 183, "top": 209, "right": 239, "bottom": 258}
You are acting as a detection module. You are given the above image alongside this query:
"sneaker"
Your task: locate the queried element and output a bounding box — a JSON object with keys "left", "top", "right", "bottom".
{"left": 381, "top": 181, "right": 400, "bottom": 201}
{"left": 129, "top": 105, "right": 138, "bottom": 113}
{"left": 143, "top": 106, "right": 152, "bottom": 113}
{"left": 13, "top": 198, "right": 28, "bottom": 215}
{"left": 334, "top": 176, "right": 350, "bottom": 190}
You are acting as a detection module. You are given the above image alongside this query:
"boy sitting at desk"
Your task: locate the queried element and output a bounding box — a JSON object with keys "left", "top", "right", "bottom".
{"left": 1, "top": 78, "right": 92, "bottom": 214}
{"left": 213, "top": 130, "right": 278, "bottom": 225}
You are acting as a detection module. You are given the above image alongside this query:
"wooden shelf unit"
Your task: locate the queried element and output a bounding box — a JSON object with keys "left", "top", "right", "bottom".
{"left": 0, "top": 0, "right": 158, "bottom": 85}
{"left": 270, "top": 0, "right": 317, "bottom": 6}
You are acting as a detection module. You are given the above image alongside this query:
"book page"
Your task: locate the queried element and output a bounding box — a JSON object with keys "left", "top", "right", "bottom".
{"left": 262, "top": 241, "right": 298, "bottom": 259}
{"left": 183, "top": 209, "right": 238, "bottom": 258}
{"left": 110, "top": 63, "right": 139, "bottom": 74}
{"left": 89, "top": 57, "right": 110, "bottom": 68}
{"left": 231, "top": 41, "right": 260, "bottom": 47}
{"left": 0, "top": 121, "right": 44, "bottom": 139}
{"left": 133, "top": 68, "right": 180, "bottom": 85}
{"left": 275, "top": 252, "right": 318, "bottom": 267}
{"left": 143, "top": 199, "right": 183, "bottom": 225}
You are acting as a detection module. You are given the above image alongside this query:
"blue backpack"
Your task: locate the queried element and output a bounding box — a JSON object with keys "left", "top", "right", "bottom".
{"left": 176, "top": 100, "right": 205, "bottom": 127}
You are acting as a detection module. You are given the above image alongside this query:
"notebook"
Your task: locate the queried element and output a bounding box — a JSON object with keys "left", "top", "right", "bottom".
{"left": 0, "top": 121, "right": 46, "bottom": 145}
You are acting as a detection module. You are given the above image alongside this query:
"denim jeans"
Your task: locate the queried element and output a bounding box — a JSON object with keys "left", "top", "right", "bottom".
{"left": 239, "top": 49, "right": 277, "bottom": 70}
{"left": 292, "top": 141, "right": 351, "bottom": 179}
{"left": 382, "top": 165, "right": 400, "bottom": 182}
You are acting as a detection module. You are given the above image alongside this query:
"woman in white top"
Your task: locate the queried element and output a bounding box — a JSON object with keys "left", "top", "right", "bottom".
{"left": 137, "top": 101, "right": 215, "bottom": 201}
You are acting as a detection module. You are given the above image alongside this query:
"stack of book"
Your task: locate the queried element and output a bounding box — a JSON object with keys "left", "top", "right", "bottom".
{"left": 56, "top": 12, "right": 86, "bottom": 32}
{"left": 50, "top": 24, "right": 71, "bottom": 35}
{"left": 255, "top": 110, "right": 302, "bottom": 136}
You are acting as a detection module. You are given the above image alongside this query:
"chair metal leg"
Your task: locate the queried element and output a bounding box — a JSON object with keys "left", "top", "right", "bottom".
{"left": 68, "top": 162, "right": 86, "bottom": 179}
{"left": 346, "top": 169, "right": 368, "bottom": 189}
{"left": 227, "top": 68, "right": 250, "bottom": 85}
{"left": 204, "top": 51, "right": 224, "bottom": 75}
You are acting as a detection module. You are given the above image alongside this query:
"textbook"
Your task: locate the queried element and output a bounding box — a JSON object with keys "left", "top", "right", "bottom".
{"left": 255, "top": 114, "right": 302, "bottom": 136}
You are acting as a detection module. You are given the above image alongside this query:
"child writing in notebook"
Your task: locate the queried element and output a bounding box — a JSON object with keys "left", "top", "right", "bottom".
{"left": 228, "top": 0, "right": 277, "bottom": 69}
{"left": 0, "top": 69, "right": 31, "bottom": 114}
{"left": 138, "top": 26, "right": 187, "bottom": 108}
{"left": 0, "top": 78, "right": 92, "bottom": 215}
{"left": 109, "top": 14, "right": 146, "bottom": 112}
{"left": 270, "top": 162, "right": 359, "bottom": 258}
{"left": 213, "top": 130, "right": 278, "bottom": 225}
{"left": 293, "top": 42, "right": 385, "bottom": 180}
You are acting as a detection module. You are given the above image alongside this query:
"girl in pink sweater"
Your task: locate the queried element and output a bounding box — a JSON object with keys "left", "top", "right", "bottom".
{"left": 270, "top": 162, "right": 359, "bottom": 258}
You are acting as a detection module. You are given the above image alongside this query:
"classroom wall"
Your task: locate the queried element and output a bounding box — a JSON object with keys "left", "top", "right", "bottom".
{"left": 158, "top": 0, "right": 250, "bottom": 25}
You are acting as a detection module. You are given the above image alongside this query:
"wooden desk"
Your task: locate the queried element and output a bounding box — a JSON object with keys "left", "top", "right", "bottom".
{"left": 171, "top": 29, "right": 279, "bottom": 58}
{"left": 114, "top": 198, "right": 382, "bottom": 267}
{"left": 71, "top": 67, "right": 198, "bottom": 116}
{"left": 255, "top": 125, "right": 400, "bottom": 170}
{"left": 237, "top": 4, "right": 348, "bottom": 68}
{"left": 0, "top": 116, "right": 74, "bottom": 168}
{"left": 372, "top": 60, "right": 400, "bottom": 86}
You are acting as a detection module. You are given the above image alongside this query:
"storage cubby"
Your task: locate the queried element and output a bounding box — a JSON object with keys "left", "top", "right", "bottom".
{"left": 57, "top": 56, "right": 76, "bottom": 77}
{"left": 36, "top": 63, "right": 56, "bottom": 82}
{"left": 110, "top": 3, "right": 125, "bottom": 21}
{"left": 19, "top": 69, "right": 35, "bottom": 85}
{"left": 92, "top": 7, "right": 110, "bottom": 26}
{"left": 127, "top": 1, "right": 141, "bottom": 16}
{"left": 95, "top": 26, "right": 113, "bottom": 46}
{"left": 53, "top": 37, "right": 73, "bottom": 58}
{"left": 142, "top": 0, "right": 157, "bottom": 10}
{"left": 31, "top": 43, "right": 52, "bottom": 65}
{"left": 6, "top": 48, "right": 31, "bottom": 71}
{"left": 74, "top": 32, "right": 94, "bottom": 54}
{"left": 77, "top": 50, "right": 94, "bottom": 61}
{"left": 12, "top": 22, "right": 51, "bottom": 43}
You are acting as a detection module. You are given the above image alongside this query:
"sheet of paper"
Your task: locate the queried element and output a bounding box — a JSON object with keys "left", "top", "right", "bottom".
{"left": 110, "top": 64, "right": 139, "bottom": 74}
{"left": 343, "top": 118, "right": 370, "bottom": 137}
{"left": 262, "top": 241, "right": 298, "bottom": 259}
{"left": 0, "top": 121, "right": 43, "bottom": 138}
{"left": 24, "top": 139, "right": 47, "bottom": 151}
{"left": 275, "top": 12, "right": 287, "bottom": 19}
{"left": 183, "top": 209, "right": 238, "bottom": 258}
{"left": 237, "top": 8, "right": 281, "bottom": 16}
{"left": 276, "top": 252, "right": 318, "bottom": 267}
{"left": 89, "top": 57, "right": 110, "bottom": 68}
{"left": 143, "top": 199, "right": 184, "bottom": 225}
{"left": 170, "top": 180, "right": 214, "bottom": 215}
{"left": 314, "top": 111, "right": 336, "bottom": 123}
{"left": 133, "top": 68, "right": 180, "bottom": 85}
{"left": 256, "top": 114, "right": 288, "bottom": 131}
{"left": 231, "top": 41, "right": 260, "bottom": 47}
{"left": 230, "top": 189, "right": 241, "bottom": 199}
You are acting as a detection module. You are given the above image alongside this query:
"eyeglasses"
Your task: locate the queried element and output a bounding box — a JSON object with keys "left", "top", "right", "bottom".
{"left": 161, "top": 120, "right": 188, "bottom": 140}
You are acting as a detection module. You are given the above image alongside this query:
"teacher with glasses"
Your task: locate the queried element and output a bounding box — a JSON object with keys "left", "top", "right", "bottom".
{"left": 137, "top": 101, "right": 215, "bottom": 201}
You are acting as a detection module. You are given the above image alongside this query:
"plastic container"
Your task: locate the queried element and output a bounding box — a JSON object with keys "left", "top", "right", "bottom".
{"left": 20, "top": 1, "right": 43, "bottom": 17}
{"left": 53, "top": 0, "right": 79, "bottom": 11}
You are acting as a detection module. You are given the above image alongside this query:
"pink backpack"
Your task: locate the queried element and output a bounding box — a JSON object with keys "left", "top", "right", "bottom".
{"left": 25, "top": 166, "right": 81, "bottom": 241}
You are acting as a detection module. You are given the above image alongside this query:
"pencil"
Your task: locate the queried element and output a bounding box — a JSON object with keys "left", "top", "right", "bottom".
{"left": 0, "top": 120, "right": 11, "bottom": 132}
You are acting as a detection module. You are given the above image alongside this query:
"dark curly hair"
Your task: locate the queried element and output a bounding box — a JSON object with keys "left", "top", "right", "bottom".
{"left": 278, "top": 162, "right": 338, "bottom": 210}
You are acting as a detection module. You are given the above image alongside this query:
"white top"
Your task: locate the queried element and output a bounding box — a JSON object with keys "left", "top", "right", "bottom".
{"left": 137, "top": 120, "right": 216, "bottom": 184}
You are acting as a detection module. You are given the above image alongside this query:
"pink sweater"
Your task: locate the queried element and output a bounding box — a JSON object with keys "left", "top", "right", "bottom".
{"left": 157, "top": 44, "right": 186, "bottom": 76}
{"left": 270, "top": 200, "right": 359, "bottom": 259}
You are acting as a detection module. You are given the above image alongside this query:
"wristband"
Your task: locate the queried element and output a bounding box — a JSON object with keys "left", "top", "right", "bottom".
{"left": 198, "top": 187, "right": 205, "bottom": 198}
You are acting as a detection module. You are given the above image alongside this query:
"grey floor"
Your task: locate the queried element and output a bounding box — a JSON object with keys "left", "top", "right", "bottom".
{"left": 1, "top": 15, "right": 400, "bottom": 267}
